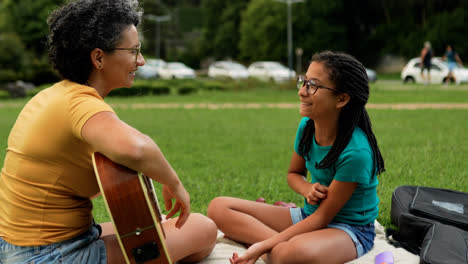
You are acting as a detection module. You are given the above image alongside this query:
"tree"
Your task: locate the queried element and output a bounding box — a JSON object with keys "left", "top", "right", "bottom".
{"left": 294, "top": 0, "right": 347, "bottom": 61}
{"left": 2, "top": 0, "right": 65, "bottom": 55}
{"left": 200, "top": 0, "right": 250, "bottom": 60}
{"left": 238, "top": 0, "right": 286, "bottom": 62}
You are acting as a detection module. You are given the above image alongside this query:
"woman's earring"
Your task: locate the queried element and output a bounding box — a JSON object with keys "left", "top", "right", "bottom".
{"left": 98, "top": 65, "right": 102, "bottom": 69}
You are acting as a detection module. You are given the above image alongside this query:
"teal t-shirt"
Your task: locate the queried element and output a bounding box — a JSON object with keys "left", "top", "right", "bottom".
{"left": 294, "top": 117, "right": 379, "bottom": 225}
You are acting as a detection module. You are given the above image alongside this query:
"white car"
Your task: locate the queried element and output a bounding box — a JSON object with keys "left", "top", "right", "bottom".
{"left": 136, "top": 58, "right": 166, "bottom": 79}
{"left": 401, "top": 57, "right": 468, "bottom": 84}
{"left": 248, "top": 61, "right": 295, "bottom": 83}
{"left": 208, "top": 61, "right": 249, "bottom": 80}
{"left": 365, "top": 68, "right": 377, "bottom": 83}
{"left": 158, "top": 62, "right": 196, "bottom": 79}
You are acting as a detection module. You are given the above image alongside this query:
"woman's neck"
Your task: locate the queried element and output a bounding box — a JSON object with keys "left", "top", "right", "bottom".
{"left": 86, "top": 77, "right": 110, "bottom": 98}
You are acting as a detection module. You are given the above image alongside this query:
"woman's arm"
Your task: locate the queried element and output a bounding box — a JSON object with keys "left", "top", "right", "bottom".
{"left": 287, "top": 151, "right": 328, "bottom": 204}
{"left": 81, "top": 111, "right": 190, "bottom": 227}
{"left": 455, "top": 54, "right": 463, "bottom": 66}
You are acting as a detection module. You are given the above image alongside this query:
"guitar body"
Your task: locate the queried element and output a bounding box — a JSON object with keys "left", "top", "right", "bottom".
{"left": 92, "top": 152, "right": 172, "bottom": 264}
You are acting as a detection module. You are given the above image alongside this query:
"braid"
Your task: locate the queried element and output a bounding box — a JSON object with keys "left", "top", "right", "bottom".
{"left": 359, "top": 108, "right": 386, "bottom": 174}
{"left": 316, "top": 101, "right": 361, "bottom": 169}
{"left": 298, "top": 119, "right": 315, "bottom": 161}
{"left": 297, "top": 51, "right": 385, "bottom": 175}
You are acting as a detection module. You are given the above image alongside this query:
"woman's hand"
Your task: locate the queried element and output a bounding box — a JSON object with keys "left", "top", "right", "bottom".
{"left": 230, "top": 242, "right": 268, "bottom": 264}
{"left": 305, "top": 182, "right": 328, "bottom": 205}
{"left": 162, "top": 183, "right": 190, "bottom": 228}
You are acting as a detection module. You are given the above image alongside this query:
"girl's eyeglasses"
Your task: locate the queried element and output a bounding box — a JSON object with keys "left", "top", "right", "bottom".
{"left": 296, "top": 75, "right": 338, "bottom": 95}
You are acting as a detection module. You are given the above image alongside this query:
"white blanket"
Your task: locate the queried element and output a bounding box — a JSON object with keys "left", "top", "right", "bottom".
{"left": 199, "top": 221, "right": 419, "bottom": 264}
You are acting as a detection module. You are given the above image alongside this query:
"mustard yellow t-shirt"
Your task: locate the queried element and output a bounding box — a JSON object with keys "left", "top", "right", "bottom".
{"left": 0, "top": 80, "right": 115, "bottom": 246}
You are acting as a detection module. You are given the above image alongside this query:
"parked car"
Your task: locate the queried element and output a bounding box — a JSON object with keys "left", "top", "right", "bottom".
{"left": 158, "top": 62, "right": 196, "bottom": 79}
{"left": 135, "top": 58, "right": 166, "bottom": 79}
{"left": 365, "top": 68, "right": 377, "bottom": 83}
{"left": 401, "top": 57, "right": 468, "bottom": 84}
{"left": 248, "top": 61, "right": 295, "bottom": 83}
{"left": 208, "top": 61, "right": 249, "bottom": 80}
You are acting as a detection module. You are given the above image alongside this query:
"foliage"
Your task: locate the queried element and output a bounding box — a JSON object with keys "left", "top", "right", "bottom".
{"left": 1, "top": 0, "right": 468, "bottom": 85}
{"left": 0, "top": 33, "right": 28, "bottom": 82}
{"left": 294, "top": 0, "right": 347, "bottom": 66}
{"left": 238, "top": 0, "right": 286, "bottom": 62}
{"left": 2, "top": 0, "right": 64, "bottom": 55}
{"left": 200, "top": 0, "right": 250, "bottom": 61}
{"left": 0, "top": 0, "right": 63, "bottom": 84}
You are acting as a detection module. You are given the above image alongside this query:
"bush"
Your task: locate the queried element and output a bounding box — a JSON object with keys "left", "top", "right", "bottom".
{"left": 0, "top": 33, "right": 27, "bottom": 82}
{"left": 177, "top": 85, "right": 198, "bottom": 95}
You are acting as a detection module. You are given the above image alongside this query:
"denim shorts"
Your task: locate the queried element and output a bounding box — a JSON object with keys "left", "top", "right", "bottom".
{"left": 290, "top": 208, "right": 375, "bottom": 258}
{"left": 448, "top": 61, "right": 456, "bottom": 71}
{"left": 0, "top": 224, "right": 106, "bottom": 264}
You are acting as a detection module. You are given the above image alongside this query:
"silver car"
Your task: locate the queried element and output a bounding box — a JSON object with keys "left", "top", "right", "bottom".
{"left": 248, "top": 61, "right": 295, "bottom": 83}
{"left": 208, "top": 61, "right": 249, "bottom": 80}
{"left": 135, "top": 58, "right": 166, "bottom": 79}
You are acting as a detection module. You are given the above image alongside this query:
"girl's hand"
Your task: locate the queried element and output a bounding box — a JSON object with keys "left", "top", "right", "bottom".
{"left": 230, "top": 242, "right": 267, "bottom": 264}
{"left": 305, "top": 182, "right": 328, "bottom": 205}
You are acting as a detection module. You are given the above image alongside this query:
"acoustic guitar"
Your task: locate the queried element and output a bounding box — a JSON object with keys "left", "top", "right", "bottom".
{"left": 92, "top": 152, "right": 172, "bottom": 264}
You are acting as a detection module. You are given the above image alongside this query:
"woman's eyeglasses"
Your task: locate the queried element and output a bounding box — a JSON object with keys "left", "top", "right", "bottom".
{"left": 114, "top": 42, "right": 141, "bottom": 63}
{"left": 296, "top": 75, "right": 338, "bottom": 95}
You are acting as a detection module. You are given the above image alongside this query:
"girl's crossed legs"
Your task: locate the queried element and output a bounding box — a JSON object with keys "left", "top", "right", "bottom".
{"left": 207, "top": 197, "right": 359, "bottom": 264}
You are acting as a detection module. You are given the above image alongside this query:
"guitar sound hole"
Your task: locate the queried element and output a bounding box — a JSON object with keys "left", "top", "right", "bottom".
{"left": 132, "top": 241, "right": 160, "bottom": 263}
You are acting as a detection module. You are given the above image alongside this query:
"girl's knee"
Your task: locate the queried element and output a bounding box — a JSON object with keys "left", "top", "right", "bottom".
{"left": 270, "top": 241, "right": 320, "bottom": 264}
{"left": 269, "top": 242, "right": 292, "bottom": 264}
{"left": 207, "top": 196, "right": 230, "bottom": 220}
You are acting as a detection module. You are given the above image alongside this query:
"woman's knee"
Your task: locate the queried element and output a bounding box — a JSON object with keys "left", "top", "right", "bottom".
{"left": 176, "top": 213, "right": 217, "bottom": 262}
{"left": 189, "top": 213, "right": 218, "bottom": 242}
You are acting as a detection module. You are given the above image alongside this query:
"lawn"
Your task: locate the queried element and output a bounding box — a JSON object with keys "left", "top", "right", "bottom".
{"left": 0, "top": 80, "right": 467, "bottom": 228}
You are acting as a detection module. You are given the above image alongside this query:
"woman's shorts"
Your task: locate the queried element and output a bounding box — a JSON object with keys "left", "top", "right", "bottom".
{"left": 290, "top": 207, "right": 375, "bottom": 258}
{"left": 0, "top": 223, "right": 106, "bottom": 264}
{"left": 421, "top": 63, "right": 431, "bottom": 73}
{"left": 448, "top": 62, "right": 457, "bottom": 71}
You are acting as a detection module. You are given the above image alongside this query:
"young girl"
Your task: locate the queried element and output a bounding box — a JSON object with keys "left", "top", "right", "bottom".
{"left": 208, "top": 51, "right": 385, "bottom": 264}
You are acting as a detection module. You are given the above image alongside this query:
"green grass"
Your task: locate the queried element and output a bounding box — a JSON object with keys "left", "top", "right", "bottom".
{"left": 0, "top": 81, "right": 467, "bottom": 229}
{"left": 376, "top": 72, "right": 401, "bottom": 81}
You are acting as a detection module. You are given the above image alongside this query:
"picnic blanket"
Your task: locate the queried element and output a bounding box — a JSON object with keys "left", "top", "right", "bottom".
{"left": 199, "top": 220, "right": 419, "bottom": 264}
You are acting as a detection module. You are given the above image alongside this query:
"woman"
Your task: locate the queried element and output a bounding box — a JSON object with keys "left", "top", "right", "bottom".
{"left": 419, "top": 41, "right": 432, "bottom": 84}
{"left": 0, "top": 0, "right": 217, "bottom": 263}
{"left": 443, "top": 45, "right": 463, "bottom": 85}
{"left": 208, "top": 51, "right": 385, "bottom": 264}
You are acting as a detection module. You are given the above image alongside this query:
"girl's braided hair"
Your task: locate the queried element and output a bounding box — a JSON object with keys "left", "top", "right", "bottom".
{"left": 298, "top": 51, "right": 385, "bottom": 175}
{"left": 47, "top": 0, "right": 143, "bottom": 84}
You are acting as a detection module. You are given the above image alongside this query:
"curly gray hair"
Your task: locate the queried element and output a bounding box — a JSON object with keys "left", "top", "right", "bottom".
{"left": 47, "top": 0, "right": 143, "bottom": 84}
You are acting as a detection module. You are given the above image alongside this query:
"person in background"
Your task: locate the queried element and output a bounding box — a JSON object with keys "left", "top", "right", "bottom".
{"left": 443, "top": 44, "right": 463, "bottom": 85}
{"left": 208, "top": 51, "right": 385, "bottom": 264}
{"left": 420, "top": 41, "right": 433, "bottom": 85}
{"left": 0, "top": 0, "right": 217, "bottom": 263}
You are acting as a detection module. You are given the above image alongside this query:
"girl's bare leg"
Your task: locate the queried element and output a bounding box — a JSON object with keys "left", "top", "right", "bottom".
{"left": 268, "top": 227, "right": 357, "bottom": 264}
{"left": 207, "top": 196, "right": 292, "bottom": 244}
